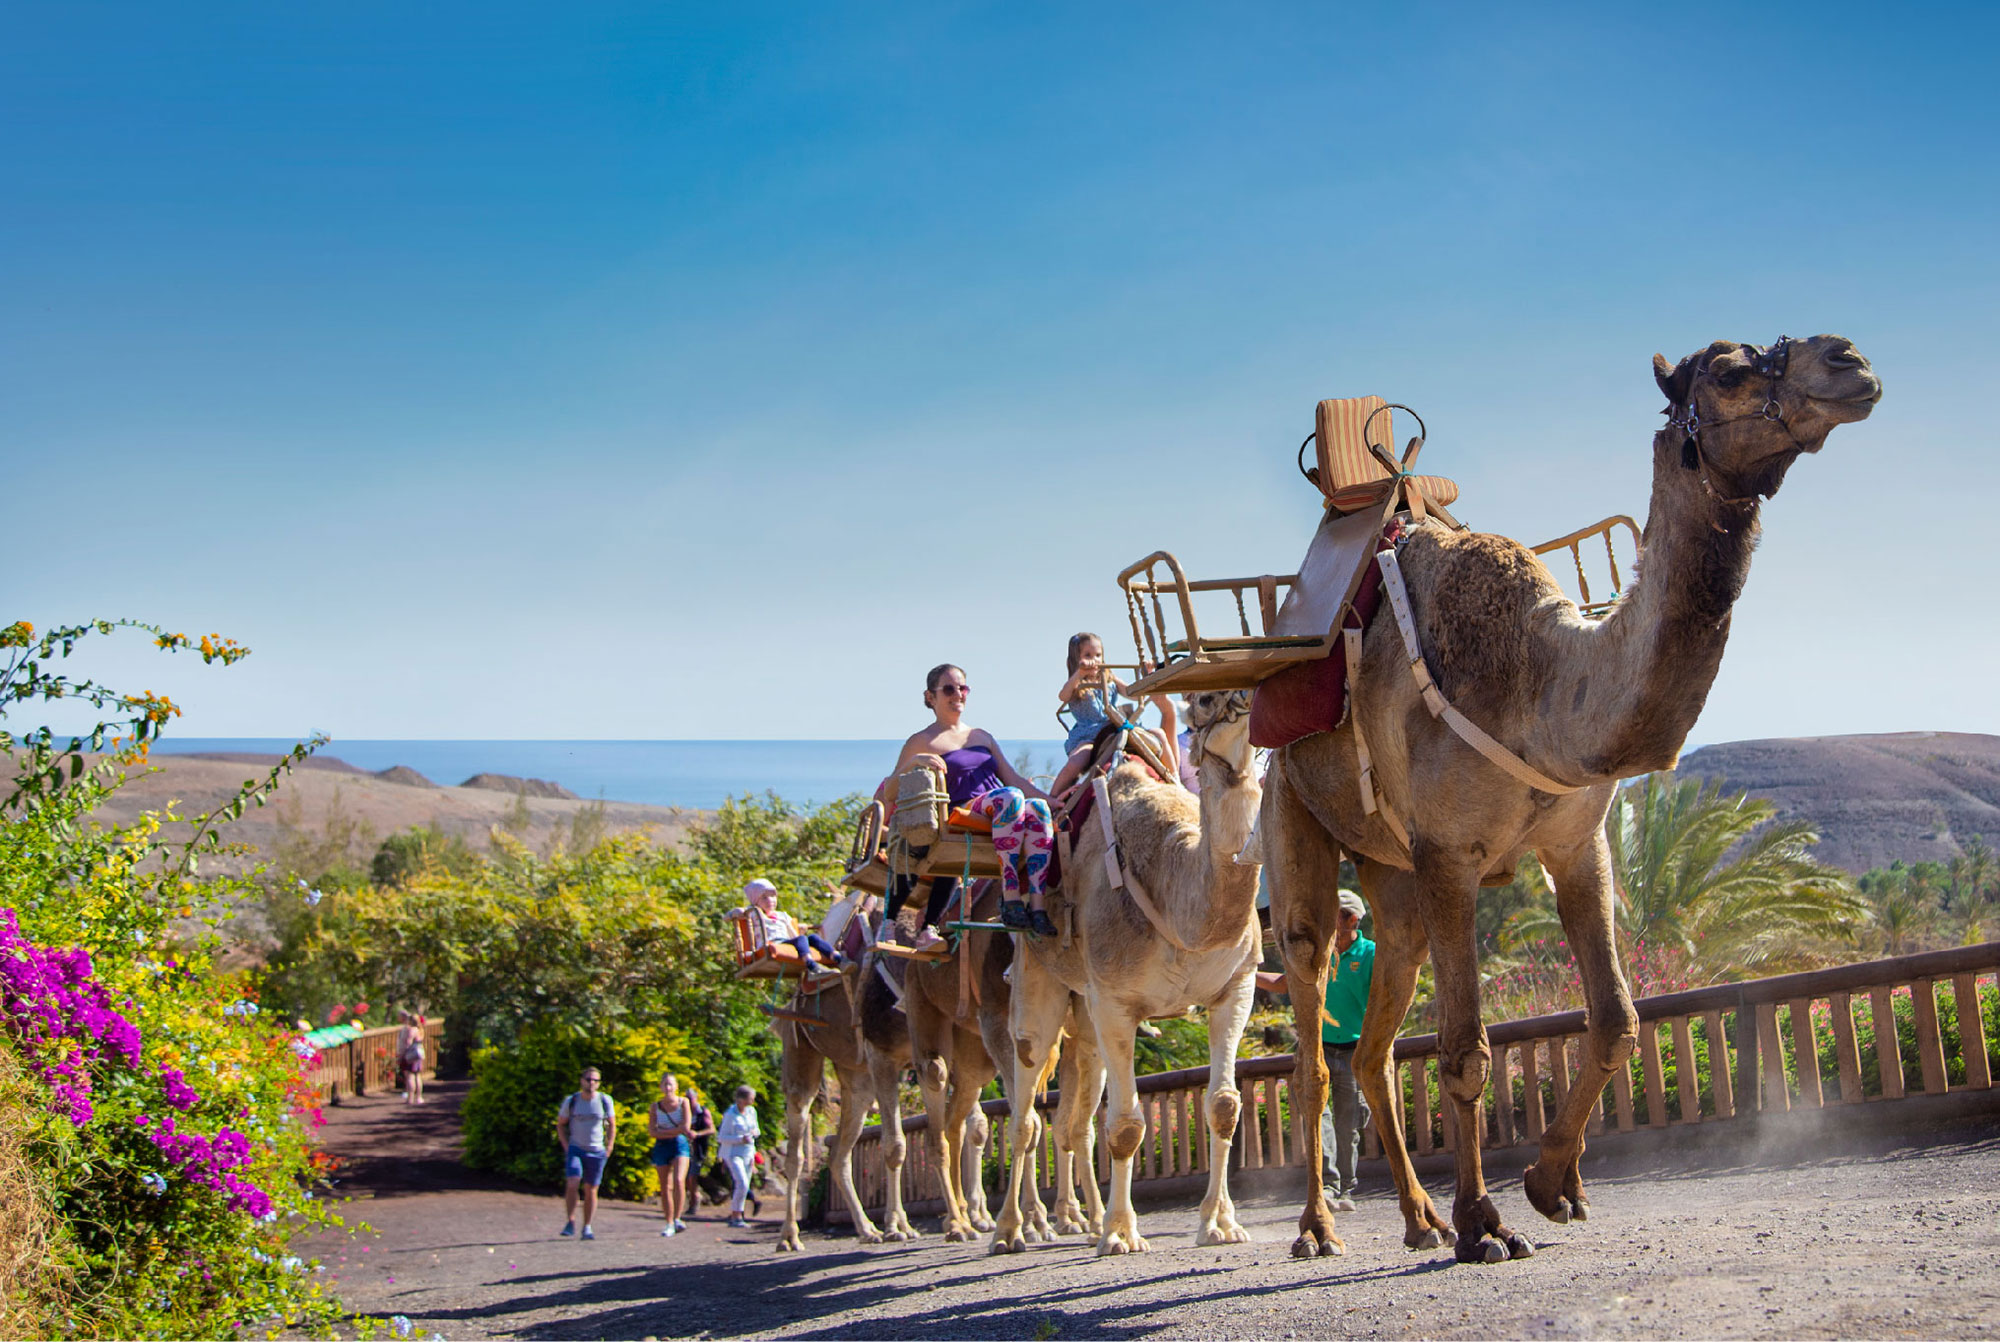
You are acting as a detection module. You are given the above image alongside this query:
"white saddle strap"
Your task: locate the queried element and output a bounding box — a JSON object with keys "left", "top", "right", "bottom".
{"left": 1090, "top": 773, "right": 1194, "bottom": 953}
{"left": 1374, "top": 549, "right": 1581, "bottom": 796}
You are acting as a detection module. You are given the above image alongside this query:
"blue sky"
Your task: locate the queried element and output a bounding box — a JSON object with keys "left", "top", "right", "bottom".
{"left": 6, "top": 2, "right": 1996, "bottom": 744}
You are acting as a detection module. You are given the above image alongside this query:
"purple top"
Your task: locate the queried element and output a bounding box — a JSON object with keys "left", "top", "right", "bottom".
{"left": 941, "top": 744, "right": 1006, "bottom": 806}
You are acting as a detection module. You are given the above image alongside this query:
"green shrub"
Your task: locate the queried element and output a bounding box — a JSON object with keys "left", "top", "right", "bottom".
{"left": 461, "top": 1019, "right": 697, "bottom": 1202}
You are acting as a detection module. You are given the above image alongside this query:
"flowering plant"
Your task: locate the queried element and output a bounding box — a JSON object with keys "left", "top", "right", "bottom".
{"left": 0, "top": 618, "right": 347, "bottom": 1338}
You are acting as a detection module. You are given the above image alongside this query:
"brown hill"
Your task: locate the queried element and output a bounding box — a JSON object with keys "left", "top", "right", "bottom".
{"left": 1673, "top": 732, "right": 2000, "bottom": 875}
{"left": 79, "top": 752, "right": 695, "bottom": 875}
{"left": 458, "top": 773, "right": 578, "bottom": 800}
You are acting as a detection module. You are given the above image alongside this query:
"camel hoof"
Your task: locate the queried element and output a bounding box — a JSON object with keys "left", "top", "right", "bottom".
{"left": 883, "top": 1229, "right": 910, "bottom": 1243}
{"left": 944, "top": 1227, "right": 976, "bottom": 1244}
{"left": 1547, "top": 1203, "right": 1570, "bottom": 1226}
{"left": 1098, "top": 1234, "right": 1132, "bottom": 1257}
{"left": 990, "top": 1233, "right": 1026, "bottom": 1255}
{"left": 1410, "top": 1228, "right": 1445, "bottom": 1251}
{"left": 776, "top": 1237, "right": 800, "bottom": 1253}
{"left": 854, "top": 1229, "right": 883, "bottom": 1246}
{"left": 1463, "top": 1238, "right": 1507, "bottom": 1265}
{"left": 971, "top": 1213, "right": 996, "bottom": 1232}
{"left": 1506, "top": 1233, "right": 1536, "bottom": 1260}
{"left": 1319, "top": 1235, "right": 1345, "bottom": 1257}
{"left": 1568, "top": 1199, "right": 1588, "bottom": 1222}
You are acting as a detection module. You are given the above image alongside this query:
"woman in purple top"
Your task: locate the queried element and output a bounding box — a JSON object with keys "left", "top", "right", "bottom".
{"left": 892, "top": 663, "right": 1058, "bottom": 943}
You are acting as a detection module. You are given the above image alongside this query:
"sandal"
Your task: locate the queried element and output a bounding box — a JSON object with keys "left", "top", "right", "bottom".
{"left": 999, "top": 900, "right": 1031, "bottom": 931}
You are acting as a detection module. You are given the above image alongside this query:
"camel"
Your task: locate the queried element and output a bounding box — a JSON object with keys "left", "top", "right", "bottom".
{"left": 773, "top": 975, "right": 923, "bottom": 1250}
{"left": 1263, "top": 335, "right": 1881, "bottom": 1263}
{"left": 882, "top": 882, "right": 1108, "bottom": 1243}
{"left": 995, "top": 688, "right": 1264, "bottom": 1255}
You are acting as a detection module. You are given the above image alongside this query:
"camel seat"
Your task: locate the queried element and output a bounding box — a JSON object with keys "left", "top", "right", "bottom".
{"left": 1123, "top": 398, "right": 1439, "bottom": 700}
{"left": 916, "top": 826, "right": 1004, "bottom": 880}
{"left": 730, "top": 908, "right": 808, "bottom": 980}
{"left": 841, "top": 801, "right": 890, "bottom": 894}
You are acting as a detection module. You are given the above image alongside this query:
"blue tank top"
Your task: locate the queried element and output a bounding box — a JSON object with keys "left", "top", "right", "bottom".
{"left": 941, "top": 745, "right": 1005, "bottom": 806}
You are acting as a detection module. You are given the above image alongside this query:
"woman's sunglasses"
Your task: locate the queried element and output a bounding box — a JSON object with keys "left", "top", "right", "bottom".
{"left": 937, "top": 684, "right": 970, "bottom": 697}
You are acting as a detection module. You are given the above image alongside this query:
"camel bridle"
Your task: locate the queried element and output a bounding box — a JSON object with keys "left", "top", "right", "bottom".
{"left": 1664, "top": 335, "right": 1808, "bottom": 510}
{"left": 1186, "top": 692, "right": 1253, "bottom": 790}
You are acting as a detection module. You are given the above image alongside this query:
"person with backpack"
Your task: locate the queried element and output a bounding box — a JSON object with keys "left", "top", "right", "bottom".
{"left": 556, "top": 1067, "right": 616, "bottom": 1241}
{"left": 683, "top": 1086, "right": 716, "bottom": 1219}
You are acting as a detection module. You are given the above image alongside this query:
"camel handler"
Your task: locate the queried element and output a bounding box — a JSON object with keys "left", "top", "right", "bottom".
{"left": 1319, "top": 887, "right": 1374, "bottom": 1213}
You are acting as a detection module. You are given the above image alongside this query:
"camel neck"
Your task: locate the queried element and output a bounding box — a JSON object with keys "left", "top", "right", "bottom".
{"left": 1555, "top": 431, "right": 1762, "bottom": 780}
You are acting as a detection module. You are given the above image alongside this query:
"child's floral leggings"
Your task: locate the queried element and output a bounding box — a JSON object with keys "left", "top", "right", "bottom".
{"left": 968, "top": 786, "right": 1054, "bottom": 900}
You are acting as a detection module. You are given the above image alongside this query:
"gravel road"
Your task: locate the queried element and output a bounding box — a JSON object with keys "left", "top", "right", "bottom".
{"left": 305, "top": 1083, "right": 2000, "bottom": 1340}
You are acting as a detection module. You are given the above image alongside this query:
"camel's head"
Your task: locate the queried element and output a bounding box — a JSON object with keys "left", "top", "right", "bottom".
{"left": 1182, "top": 689, "right": 1255, "bottom": 784}
{"left": 1652, "top": 334, "right": 1880, "bottom": 499}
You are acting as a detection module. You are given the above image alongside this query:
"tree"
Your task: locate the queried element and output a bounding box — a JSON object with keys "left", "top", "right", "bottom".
{"left": 1504, "top": 773, "right": 1863, "bottom": 984}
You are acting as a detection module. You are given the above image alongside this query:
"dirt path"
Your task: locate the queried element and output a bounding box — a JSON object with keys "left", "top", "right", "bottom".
{"left": 305, "top": 1084, "right": 2000, "bottom": 1339}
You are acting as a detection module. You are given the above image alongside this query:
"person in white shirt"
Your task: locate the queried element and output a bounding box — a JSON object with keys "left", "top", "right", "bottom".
{"left": 717, "top": 1085, "right": 762, "bottom": 1227}
{"left": 742, "top": 878, "right": 841, "bottom": 972}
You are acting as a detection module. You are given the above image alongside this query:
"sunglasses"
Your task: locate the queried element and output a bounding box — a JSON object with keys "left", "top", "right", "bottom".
{"left": 937, "top": 684, "right": 970, "bottom": 697}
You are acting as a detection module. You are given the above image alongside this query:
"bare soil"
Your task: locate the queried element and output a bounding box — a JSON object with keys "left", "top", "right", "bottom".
{"left": 304, "top": 1083, "right": 2000, "bottom": 1340}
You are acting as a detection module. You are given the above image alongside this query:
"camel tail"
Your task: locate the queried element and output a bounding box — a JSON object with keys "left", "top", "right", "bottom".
{"left": 1030, "top": 1029, "right": 1066, "bottom": 1103}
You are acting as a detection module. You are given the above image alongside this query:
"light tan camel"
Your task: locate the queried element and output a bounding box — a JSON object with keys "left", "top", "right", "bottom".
{"left": 996, "top": 689, "right": 1264, "bottom": 1255}
{"left": 1264, "top": 335, "right": 1881, "bottom": 1263}
{"left": 898, "top": 881, "right": 1107, "bottom": 1243}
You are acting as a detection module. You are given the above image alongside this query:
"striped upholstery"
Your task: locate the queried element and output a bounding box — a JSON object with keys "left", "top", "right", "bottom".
{"left": 1314, "top": 396, "right": 1459, "bottom": 514}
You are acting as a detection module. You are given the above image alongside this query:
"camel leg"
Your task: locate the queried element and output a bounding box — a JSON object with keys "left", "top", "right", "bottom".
{"left": 868, "top": 1048, "right": 919, "bottom": 1242}
{"left": 1092, "top": 1000, "right": 1151, "bottom": 1256}
{"left": 991, "top": 956, "right": 1069, "bottom": 1254}
{"left": 827, "top": 1063, "right": 887, "bottom": 1245}
{"left": 1413, "top": 857, "right": 1532, "bottom": 1265}
{"left": 914, "top": 1045, "right": 973, "bottom": 1241}
{"left": 1053, "top": 1005, "right": 1106, "bottom": 1236}
{"left": 1264, "top": 764, "right": 1346, "bottom": 1259}
{"left": 962, "top": 1109, "right": 994, "bottom": 1231}
{"left": 777, "top": 1024, "right": 823, "bottom": 1253}
{"left": 778, "top": 1083, "right": 816, "bottom": 1252}
{"left": 1194, "top": 960, "right": 1255, "bottom": 1246}
{"left": 1352, "top": 864, "right": 1455, "bottom": 1251}
{"left": 1524, "top": 829, "right": 1638, "bottom": 1226}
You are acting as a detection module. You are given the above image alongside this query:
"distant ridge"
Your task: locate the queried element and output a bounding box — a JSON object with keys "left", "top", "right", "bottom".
{"left": 459, "top": 773, "right": 579, "bottom": 800}
{"left": 1673, "top": 732, "right": 2000, "bottom": 874}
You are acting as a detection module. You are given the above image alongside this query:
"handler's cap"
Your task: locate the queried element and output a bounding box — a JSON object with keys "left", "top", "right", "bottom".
{"left": 743, "top": 877, "right": 778, "bottom": 899}
{"left": 1337, "top": 888, "right": 1367, "bottom": 920}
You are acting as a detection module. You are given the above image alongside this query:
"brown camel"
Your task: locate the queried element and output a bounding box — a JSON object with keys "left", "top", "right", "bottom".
{"left": 892, "top": 881, "right": 1107, "bottom": 1243}
{"left": 996, "top": 689, "right": 1264, "bottom": 1255}
{"left": 773, "top": 975, "right": 922, "bottom": 1250}
{"left": 1264, "top": 335, "right": 1881, "bottom": 1263}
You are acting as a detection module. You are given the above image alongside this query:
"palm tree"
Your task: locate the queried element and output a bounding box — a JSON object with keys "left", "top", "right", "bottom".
{"left": 1503, "top": 773, "right": 1863, "bottom": 983}
{"left": 1859, "top": 868, "right": 1924, "bottom": 957}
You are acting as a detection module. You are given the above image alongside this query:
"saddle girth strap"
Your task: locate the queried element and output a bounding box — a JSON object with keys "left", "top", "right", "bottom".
{"left": 1342, "top": 623, "right": 1412, "bottom": 856}
{"left": 1374, "top": 548, "right": 1582, "bottom": 797}
{"left": 1089, "top": 774, "right": 1194, "bottom": 954}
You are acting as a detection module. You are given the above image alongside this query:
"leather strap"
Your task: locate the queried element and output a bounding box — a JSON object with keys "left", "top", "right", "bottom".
{"left": 1343, "top": 623, "right": 1411, "bottom": 854}
{"left": 1090, "top": 774, "right": 1194, "bottom": 953}
{"left": 1375, "top": 549, "right": 1581, "bottom": 796}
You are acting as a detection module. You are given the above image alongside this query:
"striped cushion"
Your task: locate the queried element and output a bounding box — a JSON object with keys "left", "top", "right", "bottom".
{"left": 1314, "top": 396, "right": 1459, "bottom": 513}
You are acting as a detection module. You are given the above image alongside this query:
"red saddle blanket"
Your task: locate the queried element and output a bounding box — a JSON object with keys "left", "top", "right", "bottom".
{"left": 1248, "top": 529, "right": 1397, "bottom": 750}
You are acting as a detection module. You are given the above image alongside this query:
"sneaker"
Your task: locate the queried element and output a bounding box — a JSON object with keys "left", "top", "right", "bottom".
{"left": 999, "top": 900, "right": 1031, "bottom": 931}
{"left": 581, "top": 1226, "right": 595, "bottom": 1241}
{"left": 661, "top": 1226, "right": 677, "bottom": 1237}
{"left": 1333, "top": 1196, "right": 1357, "bottom": 1213}
{"left": 1029, "top": 908, "right": 1059, "bottom": 939}
{"left": 673, "top": 1219, "right": 687, "bottom": 1232}
{"left": 560, "top": 1222, "right": 575, "bottom": 1237}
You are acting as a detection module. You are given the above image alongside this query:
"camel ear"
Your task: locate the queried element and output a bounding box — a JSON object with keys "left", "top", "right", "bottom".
{"left": 1654, "top": 351, "right": 1695, "bottom": 405}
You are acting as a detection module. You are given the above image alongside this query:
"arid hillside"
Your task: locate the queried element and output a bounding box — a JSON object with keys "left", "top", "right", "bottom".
{"left": 1674, "top": 731, "right": 2000, "bottom": 874}
{"left": 80, "top": 751, "right": 695, "bottom": 874}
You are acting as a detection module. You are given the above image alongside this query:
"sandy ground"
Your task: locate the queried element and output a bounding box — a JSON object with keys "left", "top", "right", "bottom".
{"left": 304, "top": 1083, "right": 2000, "bottom": 1340}
{"left": 79, "top": 752, "right": 694, "bottom": 874}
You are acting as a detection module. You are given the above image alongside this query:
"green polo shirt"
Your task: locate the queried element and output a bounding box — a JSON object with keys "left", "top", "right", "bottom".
{"left": 1320, "top": 935, "right": 1375, "bottom": 1046}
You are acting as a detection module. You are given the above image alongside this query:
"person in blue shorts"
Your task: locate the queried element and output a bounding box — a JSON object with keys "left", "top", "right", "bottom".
{"left": 557, "top": 1067, "right": 616, "bottom": 1240}
{"left": 649, "top": 1072, "right": 694, "bottom": 1236}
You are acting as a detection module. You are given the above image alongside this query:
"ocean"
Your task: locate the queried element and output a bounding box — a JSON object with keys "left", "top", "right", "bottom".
{"left": 148, "top": 738, "right": 1070, "bottom": 811}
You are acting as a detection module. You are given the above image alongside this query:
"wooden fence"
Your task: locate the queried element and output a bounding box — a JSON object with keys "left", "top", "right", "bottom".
{"left": 304, "top": 1019, "right": 444, "bottom": 1102}
{"left": 833, "top": 943, "right": 2000, "bottom": 1219}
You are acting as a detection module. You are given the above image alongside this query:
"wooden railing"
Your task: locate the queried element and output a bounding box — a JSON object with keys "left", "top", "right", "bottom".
{"left": 833, "top": 944, "right": 1999, "bottom": 1219}
{"left": 304, "top": 1020, "right": 444, "bottom": 1102}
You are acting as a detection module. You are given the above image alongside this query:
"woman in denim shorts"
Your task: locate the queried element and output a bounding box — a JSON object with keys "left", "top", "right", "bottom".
{"left": 649, "top": 1073, "right": 694, "bottom": 1236}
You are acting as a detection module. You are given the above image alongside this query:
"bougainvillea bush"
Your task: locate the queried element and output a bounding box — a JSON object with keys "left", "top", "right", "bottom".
{"left": 0, "top": 620, "right": 346, "bottom": 1338}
